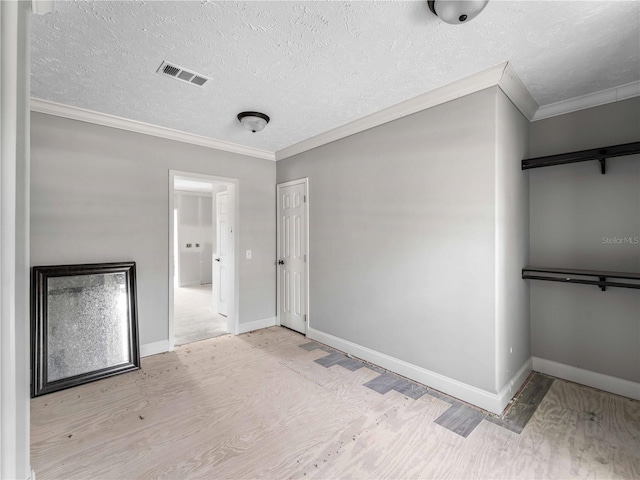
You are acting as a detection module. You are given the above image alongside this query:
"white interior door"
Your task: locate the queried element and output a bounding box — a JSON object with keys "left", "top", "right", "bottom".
{"left": 277, "top": 180, "right": 307, "bottom": 334}
{"left": 214, "top": 191, "right": 229, "bottom": 316}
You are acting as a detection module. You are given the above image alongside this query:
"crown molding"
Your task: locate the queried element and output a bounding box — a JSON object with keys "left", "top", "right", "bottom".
{"left": 30, "top": 98, "right": 276, "bottom": 161}
{"left": 276, "top": 62, "right": 536, "bottom": 160}
{"left": 497, "top": 63, "right": 538, "bottom": 121}
{"left": 31, "top": 64, "right": 537, "bottom": 163}
{"left": 31, "top": 74, "right": 639, "bottom": 162}
{"left": 276, "top": 63, "right": 504, "bottom": 160}
{"left": 533, "top": 80, "right": 640, "bottom": 122}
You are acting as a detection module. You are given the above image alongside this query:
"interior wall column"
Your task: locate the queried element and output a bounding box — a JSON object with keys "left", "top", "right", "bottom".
{"left": 1, "top": 1, "right": 32, "bottom": 478}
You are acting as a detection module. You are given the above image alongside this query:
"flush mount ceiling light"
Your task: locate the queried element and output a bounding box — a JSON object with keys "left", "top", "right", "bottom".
{"left": 428, "top": 0, "right": 489, "bottom": 24}
{"left": 237, "top": 111, "right": 270, "bottom": 133}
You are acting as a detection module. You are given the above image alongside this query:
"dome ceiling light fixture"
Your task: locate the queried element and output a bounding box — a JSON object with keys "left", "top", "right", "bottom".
{"left": 237, "top": 111, "right": 270, "bottom": 133}
{"left": 428, "top": 0, "right": 489, "bottom": 25}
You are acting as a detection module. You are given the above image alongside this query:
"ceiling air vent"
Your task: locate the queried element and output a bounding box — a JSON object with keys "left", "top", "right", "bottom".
{"left": 156, "top": 61, "right": 210, "bottom": 88}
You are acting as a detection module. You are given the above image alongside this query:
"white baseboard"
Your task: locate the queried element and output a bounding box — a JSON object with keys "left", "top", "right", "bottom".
{"left": 178, "top": 280, "right": 201, "bottom": 287}
{"left": 238, "top": 316, "right": 277, "bottom": 334}
{"left": 496, "top": 358, "right": 533, "bottom": 412}
{"left": 532, "top": 357, "right": 640, "bottom": 401}
{"left": 307, "top": 327, "right": 528, "bottom": 415}
{"left": 140, "top": 317, "right": 276, "bottom": 357}
{"left": 140, "top": 340, "right": 170, "bottom": 358}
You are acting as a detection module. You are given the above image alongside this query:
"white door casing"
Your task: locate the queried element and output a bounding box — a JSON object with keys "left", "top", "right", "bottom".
{"left": 215, "top": 191, "right": 229, "bottom": 316}
{"left": 277, "top": 179, "right": 308, "bottom": 334}
{"left": 1, "top": 2, "right": 32, "bottom": 478}
{"left": 169, "top": 171, "right": 239, "bottom": 348}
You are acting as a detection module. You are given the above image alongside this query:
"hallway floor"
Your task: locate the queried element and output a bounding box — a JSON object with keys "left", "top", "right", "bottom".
{"left": 174, "top": 285, "right": 227, "bottom": 345}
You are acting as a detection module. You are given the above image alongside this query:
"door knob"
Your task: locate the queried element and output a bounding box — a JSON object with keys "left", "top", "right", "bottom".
{"left": 215, "top": 258, "right": 221, "bottom": 262}
{"left": 278, "top": 260, "right": 285, "bottom": 265}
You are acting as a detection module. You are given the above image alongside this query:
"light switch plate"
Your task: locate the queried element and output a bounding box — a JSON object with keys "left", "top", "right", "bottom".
{"left": 246, "top": 250, "right": 252, "bottom": 259}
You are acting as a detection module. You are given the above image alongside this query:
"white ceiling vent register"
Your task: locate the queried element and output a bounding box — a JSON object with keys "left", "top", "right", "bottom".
{"left": 156, "top": 61, "right": 210, "bottom": 87}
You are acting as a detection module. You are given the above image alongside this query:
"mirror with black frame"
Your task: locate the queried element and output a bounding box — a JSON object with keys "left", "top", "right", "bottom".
{"left": 31, "top": 262, "right": 140, "bottom": 397}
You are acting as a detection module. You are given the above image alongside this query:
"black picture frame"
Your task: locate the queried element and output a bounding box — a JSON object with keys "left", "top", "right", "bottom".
{"left": 31, "top": 262, "right": 140, "bottom": 397}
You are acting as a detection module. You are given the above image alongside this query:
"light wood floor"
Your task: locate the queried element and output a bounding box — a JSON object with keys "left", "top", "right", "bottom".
{"left": 174, "top": 285, "right": 227, "bottom": 345}
{"left": 31, "top": 327, "right": 640, "bottom": 479}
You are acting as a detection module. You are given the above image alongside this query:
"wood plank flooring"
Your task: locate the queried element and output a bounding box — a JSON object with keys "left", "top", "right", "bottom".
{"left": 31, "top": 327, "right": 640, "bottom": 479}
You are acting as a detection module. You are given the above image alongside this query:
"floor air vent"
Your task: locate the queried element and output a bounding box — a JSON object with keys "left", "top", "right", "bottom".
{"left": 156, "top": 61, "right": 210, "bottom": 88}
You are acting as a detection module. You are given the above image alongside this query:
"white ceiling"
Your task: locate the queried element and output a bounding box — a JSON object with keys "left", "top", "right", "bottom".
{"left": 31, "top": 1, "right": 640, "bottom": 153}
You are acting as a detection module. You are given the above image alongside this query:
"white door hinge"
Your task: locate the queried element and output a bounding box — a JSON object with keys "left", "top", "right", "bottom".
{"left": 304, "top": 314, "right": 307, "bottom": 322}
{"left": 303, "top": 195, "right": 306, "bottom": 203}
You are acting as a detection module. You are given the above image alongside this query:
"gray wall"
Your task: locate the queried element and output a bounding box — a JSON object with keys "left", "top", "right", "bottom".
{"left": 31, "top": 113, "right": 276, "bottom": 347}
{"left": 495, "top": 91, "right": 530, "bottom": 391}
{"left": 529, "top": 97, "right": 640, "bottom": 382}
{"left": 175, "top": 193, "right": 213, "bottom": 286}
{"left": 278, "top": 88, "right": 504, "bottom": 393}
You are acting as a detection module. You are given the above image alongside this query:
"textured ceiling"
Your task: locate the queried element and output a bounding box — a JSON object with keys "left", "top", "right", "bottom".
{"left": 31, "top": 1, "right": 640, "bottom": 152}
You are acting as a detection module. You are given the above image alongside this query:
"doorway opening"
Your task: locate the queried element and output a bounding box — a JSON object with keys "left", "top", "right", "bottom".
{"left": 169, "top": 171, "right": 239, "bottom": 348}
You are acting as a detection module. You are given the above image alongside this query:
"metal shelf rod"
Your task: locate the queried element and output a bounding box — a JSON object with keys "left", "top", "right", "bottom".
{"left": 522, "top": 141, "right": 640, "bottom": 173}
{"left": 522, "top": 267, "right": 640, "bottom": 291}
